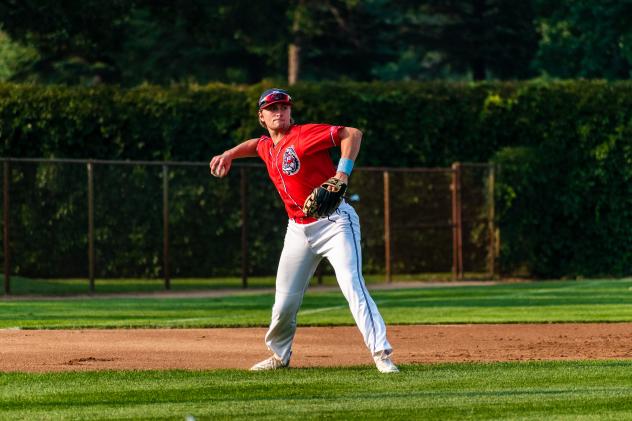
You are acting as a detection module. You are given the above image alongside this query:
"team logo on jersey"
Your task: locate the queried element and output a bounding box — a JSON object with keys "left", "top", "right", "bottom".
{"left": 282, "top": 146, "right": 300, "bottom": 175}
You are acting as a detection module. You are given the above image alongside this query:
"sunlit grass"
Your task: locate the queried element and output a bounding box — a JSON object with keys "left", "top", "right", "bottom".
{"left": 0, "top": 272, "right": 491, "bottom": 296}
{"left": 1, "top": 361, "right": 632, "bottom": 420}
{"left": 1, "top": 278, "right": 630, "bottom": 329}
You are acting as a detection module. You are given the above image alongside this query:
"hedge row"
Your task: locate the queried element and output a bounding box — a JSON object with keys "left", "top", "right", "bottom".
{"left": 0, "top": 81, "right": 630, "bottom": 277}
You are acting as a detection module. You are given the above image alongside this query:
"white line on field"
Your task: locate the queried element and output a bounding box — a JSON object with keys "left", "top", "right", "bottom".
{"left": 299, "top": 305, "right": 346, "bottom": 315}
{"left": 161, "top": 317, "right": 216, "bottom": 323}
{"left": 160, "top": 314, "right": 262, "bottom": 324}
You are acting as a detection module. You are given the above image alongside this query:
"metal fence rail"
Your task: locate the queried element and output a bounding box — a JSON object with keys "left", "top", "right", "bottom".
{"left": 1, "top": 158, "right": 497, "bottom": 294}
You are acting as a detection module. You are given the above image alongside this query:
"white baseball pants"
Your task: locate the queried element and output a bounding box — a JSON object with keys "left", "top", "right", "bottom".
{"left": 264, "top": 202, "right": 393, "bottom": 364}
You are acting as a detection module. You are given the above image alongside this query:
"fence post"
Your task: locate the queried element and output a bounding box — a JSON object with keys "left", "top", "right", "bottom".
{"left": 240, "top": 167, "right": 248, "bottom": 289}
{"left": 87, "top": 161, "right": 95, "bottom": 292}
{"left": 383, "top": 170, "right": 392, "bottom": 283}
{"left": 317, "top": 263, "right": 324, "bottom": 285}
{"left": 451, "top": 162, "right": 463, "bottom": 280}
{"left": 163, "top": 164, "right": 171, "bottom": 290}
{"left": 487, "top": 164, "right": 496, "bottom": 278}
{"left": 3, "top": 160, "right": 10, "bottom": 295}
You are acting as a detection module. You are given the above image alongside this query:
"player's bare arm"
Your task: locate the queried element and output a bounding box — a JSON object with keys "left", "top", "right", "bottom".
{"left": 209, "top": 138, "right": 259, "bottom": 177}
{"left": 334, "top": 127, "right": 362, "bottom": 185}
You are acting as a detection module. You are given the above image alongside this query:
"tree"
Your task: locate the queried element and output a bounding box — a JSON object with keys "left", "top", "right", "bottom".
{"left": 389, "top": 0, "right": 539, "bottom": 80}
{"left": 116, "top": 1, "right": 288, "bottom": 85}
{"left": 287, "top": 0, "right": 402, "bottom": 82}
{"left": 0, "top": 29, "right": 39, "bottom": 81}
{"left": 0, "top": 0, "right": 134, "bottom": 83}
{"left": 6, "top": 0, "right": 605, "bottom": 84}
{"left": 0, "top": 0, "right": 291, "bottom": 85}
{"left": 0, "top": 0, "right": 410, "bottom": 85}
{"left": 533, "top": 0, "right": 632, "bottom": 79}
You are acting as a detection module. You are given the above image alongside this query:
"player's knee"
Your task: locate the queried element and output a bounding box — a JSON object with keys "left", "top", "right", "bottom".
{"left": 272, "top": 300, "right": 300, "bottom": 320}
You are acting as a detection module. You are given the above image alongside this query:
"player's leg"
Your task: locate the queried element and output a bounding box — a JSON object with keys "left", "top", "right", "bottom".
{"left": 258, "top": 221, "right": 320, "bottom": 367}
{"left": 318, "top": 203, "right": 397, "bottom": 372}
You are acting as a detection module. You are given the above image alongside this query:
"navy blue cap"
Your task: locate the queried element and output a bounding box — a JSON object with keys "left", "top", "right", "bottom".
{"left": 258, "top": 89, "right": 292, "bottom": 110}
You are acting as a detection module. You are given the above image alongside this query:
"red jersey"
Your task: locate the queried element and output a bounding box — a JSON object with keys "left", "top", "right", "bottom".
{"left": 256, "top": 123, "right": 343, "bottom": 223}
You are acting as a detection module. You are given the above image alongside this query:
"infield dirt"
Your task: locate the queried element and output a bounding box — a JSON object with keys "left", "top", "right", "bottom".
{"left": 2, "top": 323, "right": 632, "bottom": 372}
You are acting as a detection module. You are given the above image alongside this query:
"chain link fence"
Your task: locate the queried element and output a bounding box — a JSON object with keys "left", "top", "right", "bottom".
{"left": 1, "top": 158, "right": 496, "bottom": 294}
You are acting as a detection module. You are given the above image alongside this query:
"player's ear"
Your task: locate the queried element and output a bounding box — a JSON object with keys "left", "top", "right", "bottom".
{"left": 258, "top": 110, "right": 266, "bottom": 128}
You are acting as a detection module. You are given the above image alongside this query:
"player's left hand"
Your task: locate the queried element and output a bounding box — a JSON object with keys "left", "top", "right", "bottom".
{"left": 332, "top": 171, "right": 349, "bottom": 190}
{"left": 303, "top": 177, "right": 347, "bottom": 218}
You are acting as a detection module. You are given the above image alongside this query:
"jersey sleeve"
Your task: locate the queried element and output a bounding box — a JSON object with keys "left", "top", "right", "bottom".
{"left": 299, "top": 124, "right": 344, "bottom": 154}
{"left": 255, "top": 135, "right": 270, "bottom": 159}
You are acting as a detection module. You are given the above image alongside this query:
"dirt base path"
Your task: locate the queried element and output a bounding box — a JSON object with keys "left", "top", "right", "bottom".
{"left": 2, "top": 324, "right": 632, "bottom": 372}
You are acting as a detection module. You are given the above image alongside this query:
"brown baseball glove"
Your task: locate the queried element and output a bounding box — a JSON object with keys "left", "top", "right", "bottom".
{"left": 303, "top": 177, "right": 347, "bottom": 218}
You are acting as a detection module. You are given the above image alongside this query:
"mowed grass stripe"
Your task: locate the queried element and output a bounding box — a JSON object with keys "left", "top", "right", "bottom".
{"left": 1, "top": 279, "right": 631, "bottom": 329}
{"left": 1, "top": 361, "right": 632, "bottom": 420}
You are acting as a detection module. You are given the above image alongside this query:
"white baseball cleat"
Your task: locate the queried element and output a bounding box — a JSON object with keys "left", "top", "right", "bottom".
{"left": 250, "top": 354, "right": 289, "bottom": 371}
{"left": 373, "top": 351, "right": 399, "bottom": 373}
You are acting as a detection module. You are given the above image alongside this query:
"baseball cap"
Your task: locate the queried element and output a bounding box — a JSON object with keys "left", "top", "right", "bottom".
{"left": 258, "top": 89, "right": 292, "bottom": 110}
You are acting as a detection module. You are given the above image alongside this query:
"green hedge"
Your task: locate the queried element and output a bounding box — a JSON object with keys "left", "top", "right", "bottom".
{"left": 0, "top": 83, "right": 250, "bottom": 160}
{"left": 0, "top": 81, "right": 630, "bottom": 278}
{"left": 0, "top": 81, "right": 538, "bottom": 165}
{"left": 489, "top": 82, "right": 632, "bottom": 277}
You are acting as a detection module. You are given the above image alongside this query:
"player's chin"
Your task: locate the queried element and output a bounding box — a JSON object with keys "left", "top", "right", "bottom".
{"left": 272, "top": 121, "right": 289, "bottom": 130}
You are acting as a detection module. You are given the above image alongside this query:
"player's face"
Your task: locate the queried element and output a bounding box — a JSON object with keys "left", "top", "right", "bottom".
{"left": 260, "top": 103, "right": 291, "bottom": 131}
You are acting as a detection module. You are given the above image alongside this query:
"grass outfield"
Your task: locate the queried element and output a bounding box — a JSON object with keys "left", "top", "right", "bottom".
{"left": 0, "top": 273, "right": 464, "bottom": 295}
{"left": 1, "top": 361, "right": 632, "bottom": 420}
{"left": 1, "top": 278, "right": 631, "bottom": 328}
{"left": 2, "top": 280, "right": 631, "bottom": 420}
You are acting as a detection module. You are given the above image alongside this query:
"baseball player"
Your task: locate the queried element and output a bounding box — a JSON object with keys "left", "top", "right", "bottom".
{"left": 209, "top": 88, "right": 398, "bottom": 373}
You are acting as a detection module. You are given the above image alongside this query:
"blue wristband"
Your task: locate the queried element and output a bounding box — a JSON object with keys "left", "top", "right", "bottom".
{"left": 337, "top": 158, "right": 354, "bottom": 175}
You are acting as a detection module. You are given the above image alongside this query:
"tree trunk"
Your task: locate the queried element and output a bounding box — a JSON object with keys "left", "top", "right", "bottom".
{"left": 288, "top": 43, "right": 300, "bottom": 85}
{"left": 471, "top": 0, "right": 487, "bottom": 81}
{"left": 288, "top": 1, "right": 304, "bottom": 85}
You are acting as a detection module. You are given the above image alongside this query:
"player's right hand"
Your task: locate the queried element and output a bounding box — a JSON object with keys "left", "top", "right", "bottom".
{"left": 209, "top": 153, "right": 232, "bottom": 178}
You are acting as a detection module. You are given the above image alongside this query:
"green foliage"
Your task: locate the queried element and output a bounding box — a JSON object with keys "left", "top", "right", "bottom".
{"left": 394, "top": 0, "right": 539, "bottom": 80}
{"left": 0, "top": 1, "right": 631, "bottom": 84}
{"left": 116, "top": 1, "right": 291, "bottom": 85}
{"left": 492, "top": 147, "right": 542, "bottom": 274}
{"left": 0, "top": 30, "right": 38, "bottom": 81}
{"left": 1, "top": 0, "right": 397, "bottom": 85}
{"left": 0, "top": 81, "right": 630, "bottom": 278}
{"left": 0, "top": 0, "right": 555, "bottom": 84}
{"left": 492, "top": 82, "right": 632, "bottom": 277}
{"left": 0, "top": 1, "right": 135, "bottom": 84}
{"left": 289, "top": 0, "right": 403, "bottom": 82}
{"left": 534, "top": 0, "right": 632, "bottom": 79}
{"left": 0, "top": 83, "right": 248, "bottom": 160}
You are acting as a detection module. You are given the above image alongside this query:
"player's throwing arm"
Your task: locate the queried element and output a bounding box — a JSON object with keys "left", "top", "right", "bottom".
{"left": 209, "top": 138, "right": 259, "bottom": 178}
